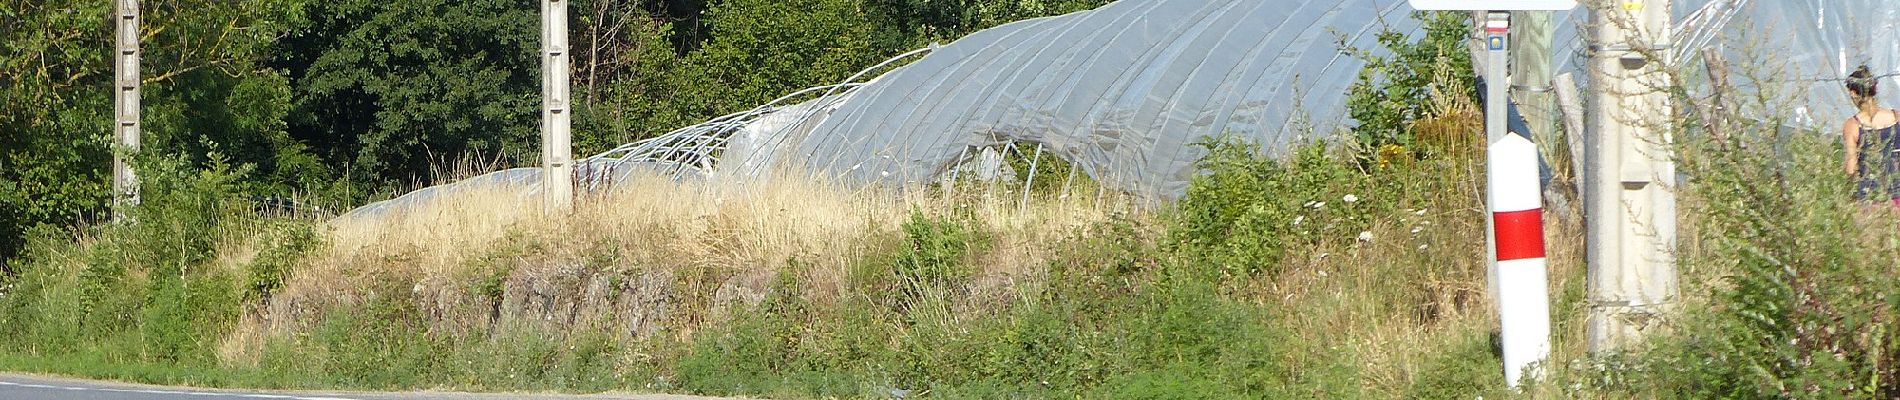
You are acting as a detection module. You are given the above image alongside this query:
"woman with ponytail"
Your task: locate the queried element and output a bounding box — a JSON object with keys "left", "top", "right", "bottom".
{"left": 1844, "top": 65, "right": 1900, "bottom": 204}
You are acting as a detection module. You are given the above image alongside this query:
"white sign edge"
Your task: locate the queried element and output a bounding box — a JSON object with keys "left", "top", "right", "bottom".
{"left": 1407, "top": 0, "right": 1578, "bottom": 11}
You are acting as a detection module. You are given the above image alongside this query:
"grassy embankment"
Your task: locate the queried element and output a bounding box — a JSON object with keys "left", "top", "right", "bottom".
{"left": 0, "top": 125, "right": 1561, "bottom": 398}
{"left": 4, "top": 73, "right": 1900, "bottom": 398}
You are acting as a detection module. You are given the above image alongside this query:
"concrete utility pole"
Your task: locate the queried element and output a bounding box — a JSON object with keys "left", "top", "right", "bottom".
{"left": 1584, "top": 0, "right": 1678, "bottom": 353}
{"left": 541, "top": 0, "right": 574, "bottom": 214}
{"left": 112, "top": 0, "right": 141, "bottom": 222}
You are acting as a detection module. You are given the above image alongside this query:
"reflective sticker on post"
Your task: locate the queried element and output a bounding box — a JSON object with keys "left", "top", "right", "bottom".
{"left": 1485, "top": 19, "right": 1510, "bottom": 33}
{"left": 1493, "top": 208, "right": 1546, "bottom": 260}
{"left": 1489, "top": 36, "right": 1506, "bottom": 51}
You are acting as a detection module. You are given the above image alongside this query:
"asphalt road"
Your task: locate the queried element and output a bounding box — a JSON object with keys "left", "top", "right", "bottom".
{"left": 0, "top": 373, "right": 737, "bottom": 400}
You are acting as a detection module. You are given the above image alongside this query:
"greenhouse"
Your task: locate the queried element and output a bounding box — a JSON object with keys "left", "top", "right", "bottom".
{"left": 340, "top": 0, "right": 1900, "bottom": 220}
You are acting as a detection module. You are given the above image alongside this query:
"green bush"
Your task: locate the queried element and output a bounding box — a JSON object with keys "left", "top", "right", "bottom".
{"left": 0, "top": 153, "right": 259, "bottom": 369}
{"left": 1091, "top": 367, "right": 1231, "bottom": 400}
{"left": 677, "top": 264, "right": 862, "bottom": 397}
{"left": 1343, "top": 11, "right": 1477, "bottom": 153}
{"left": 1593, "top": 129, "right": 1900, "bottom": 397}
{"left": 896, "top": 211, "right": 983, "bottom": 284}
{"left": 244, "top": 222, "right": 320, "bottom": 304}
{"left": 852, "top": 210, "right": 990, "bottom": 318}
{"left": 1168, "top": 137, "right": 1389, "bottom": 279}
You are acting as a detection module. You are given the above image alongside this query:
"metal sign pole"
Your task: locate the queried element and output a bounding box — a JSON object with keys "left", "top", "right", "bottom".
{"left": 1484, "top": 13, "right": 1510, "bottom": 144}
{"left": 1483, "top": 14, "right": 1509, "bottom": 306}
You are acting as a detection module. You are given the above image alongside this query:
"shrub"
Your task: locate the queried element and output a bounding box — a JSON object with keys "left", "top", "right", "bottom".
{"left": 861, "top": 210, "right": 988, "bottom": 317}
{"left": 244, "top": 222, "right": 319, "bottom": 305}
{"left": 0, "top": 152, "right": 259, "bottom": 367}
{"left": 1168, "top": 137, "right": 1389, "bottom": 279}
{"left": 1595, "top": 123, "right": 1900, "bottom": 397}
{"left": 1343, "top": 11, "right": 1478, "bottom": 156}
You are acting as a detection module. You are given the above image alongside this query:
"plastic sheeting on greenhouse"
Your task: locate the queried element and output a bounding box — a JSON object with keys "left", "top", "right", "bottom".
{"left": 339, "top": 0, "right": 1900, "bottom": 220}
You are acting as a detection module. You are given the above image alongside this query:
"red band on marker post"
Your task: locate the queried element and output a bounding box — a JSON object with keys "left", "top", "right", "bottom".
{"left": 1485, "top": 20, "right": 1509, "bottom": 33}
{"left": 1493, "top": 208, "right": 1545, "bottom": 260}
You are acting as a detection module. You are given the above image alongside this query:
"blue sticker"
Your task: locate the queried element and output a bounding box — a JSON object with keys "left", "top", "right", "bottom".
{"left": 1489, "top": 36, "right": 1505, "bottom": 51}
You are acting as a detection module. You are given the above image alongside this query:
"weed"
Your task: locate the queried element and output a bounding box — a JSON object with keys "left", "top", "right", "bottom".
{"left": 244, "top": 222, "right": 319, "bottom": 304}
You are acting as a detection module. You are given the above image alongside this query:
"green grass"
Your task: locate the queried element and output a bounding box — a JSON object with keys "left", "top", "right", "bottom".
{"left": 6, "top": 81, "right": 1899, "bottom": 399}
{"left": 0, "top": 138, "right": 1528, "bottom": 397}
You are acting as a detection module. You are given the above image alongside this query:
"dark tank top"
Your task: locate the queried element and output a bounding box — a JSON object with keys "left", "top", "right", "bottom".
{"left": 1855, "top": 111, "right": 1900, "bottom": 201}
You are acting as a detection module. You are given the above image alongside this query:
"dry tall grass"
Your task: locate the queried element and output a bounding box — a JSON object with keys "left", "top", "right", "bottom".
{"left": 224, "top": 151, "right": 1591, "bottom": 397}
{"left": 227, "top": 171, "right": 1137, "bottom": 362}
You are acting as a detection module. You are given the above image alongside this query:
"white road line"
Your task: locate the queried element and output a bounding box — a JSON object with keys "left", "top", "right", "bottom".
{"left": 0, "top": 380, "right": 362, "bottom": 400}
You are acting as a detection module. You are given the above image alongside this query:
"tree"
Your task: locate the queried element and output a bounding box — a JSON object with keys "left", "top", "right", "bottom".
{"left": 861, "top": 0, "right": 1115, "bottom": 49}
{"left": 274, "top": 0, "right": 544, "bottom": 200}
{"left": 0, "top": 0, "right": 304, "bottom": 270}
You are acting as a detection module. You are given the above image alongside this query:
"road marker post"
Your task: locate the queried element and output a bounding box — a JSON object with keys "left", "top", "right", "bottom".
{"left": 1482, "top": 11, "right": 1553, "bottom": 387}
{"left": 1410, "top": 1, "right": 1573, "bottom": 387}
{"left": 1489, "top": 133, "right": 1553, "bottom": 386}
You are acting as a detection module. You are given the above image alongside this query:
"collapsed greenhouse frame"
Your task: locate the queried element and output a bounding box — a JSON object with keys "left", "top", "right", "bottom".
{"left": 338, "top": 0, "right": 1900, "bottom": 221}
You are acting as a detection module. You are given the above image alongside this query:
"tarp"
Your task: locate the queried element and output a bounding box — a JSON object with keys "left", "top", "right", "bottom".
{"left": 341, "top": 0, "right": 1900, "bottom": 219}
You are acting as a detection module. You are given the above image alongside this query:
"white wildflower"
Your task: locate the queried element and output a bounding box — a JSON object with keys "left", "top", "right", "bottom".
{"left": 1419, "top": 244, "right": 1430, "bottom": 250}
{"left": 1357, "top": 231, "right": 1374, "bottom": 242}
{"left": 1414, "top": 208, "right": 1429, "bottom": 216}
{"left": 1311, "top": 201, "right": 1326, "bottom": 209}
{"left": 1317, "top": 252, "right": 1330, "bottom": 260}
{"left": 1343, "top": 194, "right": 1359, "bottom": 203}
{"left": 1411, "top": 226, "right": 1424, "bottom": 234}
{"left": 1420, "top": 220, "right": 1433, "bottom": 226}
{"left": 1292, "top": 215, "right": 1304, "bottom": 226}
{"left": 1317, "top": 270, "right": 1328, "bottom": 277}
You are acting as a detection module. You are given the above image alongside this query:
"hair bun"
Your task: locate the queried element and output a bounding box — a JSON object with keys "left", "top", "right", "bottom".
{"left": 1849, "top": 65, "right": 1879, "bottom": 98}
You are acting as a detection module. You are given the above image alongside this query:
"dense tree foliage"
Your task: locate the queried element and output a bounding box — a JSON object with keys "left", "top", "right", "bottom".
{"left": 0, "top": 0, "right": 1113, "bottom": 271}
{"left": 0, "top": 0, "right": 305, "bottom": 273}
{"left": 273, "top": 0, "right": 543, "bottom": 200}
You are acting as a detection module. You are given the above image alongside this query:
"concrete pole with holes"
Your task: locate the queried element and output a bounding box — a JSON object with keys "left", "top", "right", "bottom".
{"left": 1585, "top": 0, "right": 1677, "bottom": 354}
{"left": 542, "top": 0, "right": 574, "bottom": 214}
{"left": 113, "top": 0, "right": 141, "bottom": 222}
